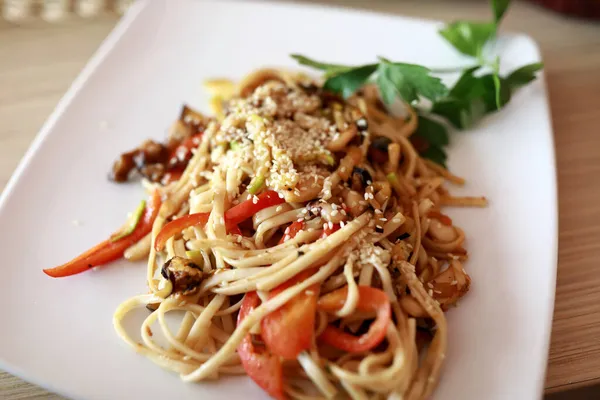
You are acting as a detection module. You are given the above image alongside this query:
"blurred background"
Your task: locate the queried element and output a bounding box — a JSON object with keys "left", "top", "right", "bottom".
{"left": 1, "top": 0, "right": 599, "bottom": 399}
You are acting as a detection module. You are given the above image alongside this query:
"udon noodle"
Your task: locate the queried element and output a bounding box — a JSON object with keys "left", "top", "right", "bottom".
{"left": 112, "top": 68, "right": 486, "bottom": 400}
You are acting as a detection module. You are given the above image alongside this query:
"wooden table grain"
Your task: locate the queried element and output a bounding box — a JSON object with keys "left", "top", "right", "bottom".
{"left": 1, "top": 1, "right": 599, "bottom": 398}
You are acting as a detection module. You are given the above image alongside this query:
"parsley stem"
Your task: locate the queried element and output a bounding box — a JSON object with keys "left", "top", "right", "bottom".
{"left": 428, "top": 65, "right": 479, "bottom": 74}
{"left": 490, "top": 56, "right": 502, "bottom": 109}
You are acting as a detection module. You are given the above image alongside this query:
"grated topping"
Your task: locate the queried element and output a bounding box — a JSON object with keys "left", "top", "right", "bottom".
{"left": 211, "top": 81, "right": 341, "bottom": 193}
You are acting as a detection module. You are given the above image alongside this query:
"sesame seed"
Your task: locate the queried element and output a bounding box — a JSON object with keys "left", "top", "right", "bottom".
{"left": 276, "top": 206, "right": 283, "bottom": 212}
{"left": 340, "top": 221, "right": 345, "bottom": 228}
{"left": 328, "top": 221, "right": 333, "bottom": 229}
{"left": 331, "top": 210, "right": 339, "bottom": 216}
{"left": 392, "top": 218, "right": 401, "bottom": 223}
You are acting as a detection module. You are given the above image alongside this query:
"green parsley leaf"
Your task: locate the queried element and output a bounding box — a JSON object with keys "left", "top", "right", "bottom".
{"left": 431, "top": 67, "right": 488, "bottom": 128}
{"left": 290, "top": 54, "right": 347, "bottom": 71}
{"left": 323, "top": 64, "right": 378, "bottom": 99}
{"left": 390, "top": 62, "right": 448, "bottom": 102}
{"left": 376, "top": 63, "right": 399, "bottom": 105}
{"left": 413, "top": 115, "right": 449, "bottom": 147}
{"left": 449, "top": 66, "right": 484, "bottom": 98}
{"left": 505, "top": 62, "right": 544, "bottom": 89}
{"left": 291, "top": 54, "right": 356, "bottom": 78}
{"left": 479, "top": 74, "right": 511, "bottom": 111}
{"left": 420, "top": 145, "right": 447, "bottom": 168}
{"left": 491, "top": 0, "right": 511, "bottom": 25}
{"left": 439, "top": 21, "right": 496, "bottom": 58}
{"left": 431, "top": 68, "right": 512, "bottom": 129}
{"left": 376, "top": 60, "right": 447, "bottom": 105}
{"left": 431, "top": 97, "right": 486, "bottom": 130}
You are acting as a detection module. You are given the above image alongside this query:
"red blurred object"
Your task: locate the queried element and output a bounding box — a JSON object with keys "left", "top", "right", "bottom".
{"left": 527, "top": 0, "right": 600, "bottom": 19}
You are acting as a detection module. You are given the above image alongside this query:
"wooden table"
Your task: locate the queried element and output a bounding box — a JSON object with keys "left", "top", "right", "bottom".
{"left": 1, "top": 0, "right": 599, "bottom": 398}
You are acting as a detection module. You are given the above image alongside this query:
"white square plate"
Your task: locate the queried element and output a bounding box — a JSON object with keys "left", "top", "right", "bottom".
{"left": 0, "top": 1, "right": 557, "bottom": 399}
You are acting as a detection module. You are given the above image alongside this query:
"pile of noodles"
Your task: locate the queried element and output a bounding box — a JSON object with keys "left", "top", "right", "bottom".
{"left": 113, "top": 68, "right": 486, "bottom": 400}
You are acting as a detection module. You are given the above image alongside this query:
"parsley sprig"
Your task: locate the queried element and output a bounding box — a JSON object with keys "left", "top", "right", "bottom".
{"left": 291, "top": 0, "right": 543, "bottom": 167}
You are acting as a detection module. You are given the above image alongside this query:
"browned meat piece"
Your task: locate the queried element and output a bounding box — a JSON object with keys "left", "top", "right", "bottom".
{"left": 133, "top": 140, "right": 169, "bottom": 167}
{"left": 109, "top": 104, "right": 208, "bottom": 184}
{"left": 110, "top": 150, "right": 137, "bottom": 182}
{"left": 109, "top": 139, "right": 168, "bottom": 183}
{"left": 166, "top": 120, "right": 192, "bottom": 149}
{"left": 161, "top": 256, "right": 203, "bottom": 295}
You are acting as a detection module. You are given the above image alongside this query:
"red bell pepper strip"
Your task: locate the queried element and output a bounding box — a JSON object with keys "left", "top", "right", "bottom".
{"left": 317, "top": 286, "right": 391, "bottom": 353}
{"left": 320, "top": 223, "right": 340, "bottom": 239}
{"left": 168, "top": 133, "right": 203, "bottom": 169}
{"left": 43, "top": 191, "right": 161, "bottom": 278}
{"left": 161, "top": 169, "right": 184, "bottom": 185}
{"left": 261, "top": 269, "right": 318, "bottom": 360}
{"left": 226, "top": 190, "right": 284, "bottom": 226}
{"left": 278, "top": 220, "right": 304, "bottom": 244}
{"left": 155, "top": 190, "right": 284, "bottom": 251}
{"left": 229, "top": 225, "right": 243, "bottom": 236}
{"left": 237, "top": 292, "right": 285, "bottom": 400}
{"left": 266, "top": 223, "right": 319, "bottom": 359}
{"left": 154, "top": 213, "right": 210, "bottom": 251}
{"left": 154, "top": 212, "right": 244, "bottom": 251}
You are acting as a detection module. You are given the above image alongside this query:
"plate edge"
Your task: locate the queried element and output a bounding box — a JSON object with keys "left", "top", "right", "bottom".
{"left": 533, "top": 48, "right": 559, "bottom": 400}
{"left": 0, "top": 1, "right": 150, "bottom": 217}
{"left": 0, "top": 1, "right": 152, "bottom": 399}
